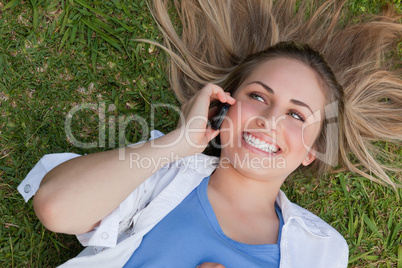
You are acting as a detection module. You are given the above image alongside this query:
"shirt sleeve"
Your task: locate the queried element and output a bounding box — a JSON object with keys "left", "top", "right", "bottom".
{"left": 76, "top": 129, "right": 170, "bottom": 248}
{"left": 18, "top": 153, "right": 81, "bottom": 202}
{"left": 75, "top": 156, "right": 172, "bottom": 248}
{"left": 336, "top": 238, "right": 349, "bottom": 268}
{"left": 18, "top": 130, "right": 167, "bottom": 248}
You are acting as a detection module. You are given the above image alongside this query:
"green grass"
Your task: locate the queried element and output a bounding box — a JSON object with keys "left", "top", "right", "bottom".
{"left": 0, "top": 0, "right": 400, "bottom": 267}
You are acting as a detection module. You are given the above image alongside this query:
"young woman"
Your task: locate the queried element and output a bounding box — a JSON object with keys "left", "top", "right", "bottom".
{"left": 18, "top": 0, "right": 401, "bottom": 267}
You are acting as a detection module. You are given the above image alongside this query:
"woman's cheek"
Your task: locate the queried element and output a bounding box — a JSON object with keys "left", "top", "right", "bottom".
{"left": 219, "top": 102, "right": 248, "bottom": 148}
{"left": 301, "top": 121, "right": 322, "bottom": 148}
{"left": 236, "top": 102, "right": 259, "bottom": 125}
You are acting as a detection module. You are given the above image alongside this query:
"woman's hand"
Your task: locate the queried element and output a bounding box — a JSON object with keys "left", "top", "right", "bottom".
{"left": 196, "top": 262, "right": 226, "bottom": 268}
{"left": 33, "top": 83, "right": 234, "bottom": 235}
{"left": 176, "top": 83, "right": 236, "bottom": 155}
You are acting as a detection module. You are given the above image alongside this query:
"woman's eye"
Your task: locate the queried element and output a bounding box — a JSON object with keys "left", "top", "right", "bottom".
{"left": 250, "top": 92, "right": 265, "bottom": 103}
{"left": 288, "top": 110, "right": 305, "bottom": 122}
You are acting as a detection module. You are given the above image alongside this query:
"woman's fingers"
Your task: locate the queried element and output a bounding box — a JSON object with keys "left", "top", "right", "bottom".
{"left": 202, "top": 83, "right": 236, "bottom": 105}
{"left": 180, "top": 84, "right": 233, "bottom": 126}
{"left": 174, "top": 83, "right": 235, "bottom": 154}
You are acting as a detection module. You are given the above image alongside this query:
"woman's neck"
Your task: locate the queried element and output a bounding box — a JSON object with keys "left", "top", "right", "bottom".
{"left": 209, "top": 159, "right": 286, "bottom": 214}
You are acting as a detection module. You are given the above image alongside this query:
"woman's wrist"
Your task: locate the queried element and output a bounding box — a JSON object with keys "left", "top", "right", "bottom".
{"left": 159, "top": 128, "right": 200, "bottom": 158}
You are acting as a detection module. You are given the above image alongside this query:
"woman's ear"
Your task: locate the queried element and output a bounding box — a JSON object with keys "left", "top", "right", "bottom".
{"left": 302, "top": 151, "right": 316, "bottom": 166}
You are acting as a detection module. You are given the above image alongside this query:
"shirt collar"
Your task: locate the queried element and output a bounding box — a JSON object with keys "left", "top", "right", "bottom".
{"left": 276, "top": 190, "right": 330, "bottom": 238}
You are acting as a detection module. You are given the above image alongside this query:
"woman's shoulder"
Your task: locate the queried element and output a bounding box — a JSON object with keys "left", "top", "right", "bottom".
{"left": 276, "top": 190, "right": 348, "bottom": 245}
{"left": 277, "top": 190, "right": 348, "bottom": 267}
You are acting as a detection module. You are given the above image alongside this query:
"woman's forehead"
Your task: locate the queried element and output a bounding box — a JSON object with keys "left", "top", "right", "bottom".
{"left": 237, "top": 58, "right": 327, "bottom": 108}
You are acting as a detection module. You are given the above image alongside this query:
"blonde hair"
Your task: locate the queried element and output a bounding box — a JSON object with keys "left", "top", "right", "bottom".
{"left": 145, "top": 0, "right": 402, "bottom": 189}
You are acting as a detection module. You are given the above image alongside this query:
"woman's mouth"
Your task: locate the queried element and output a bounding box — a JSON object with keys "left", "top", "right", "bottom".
{"left": 242, "top": 132, "right": 280, "bottom": 153}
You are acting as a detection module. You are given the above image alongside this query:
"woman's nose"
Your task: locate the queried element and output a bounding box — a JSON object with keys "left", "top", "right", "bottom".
{"left": 255, "top": 111, "right": 284, "bottom": 132}
{"left": 256, "top": 116, "right": 270, "bottom": 130}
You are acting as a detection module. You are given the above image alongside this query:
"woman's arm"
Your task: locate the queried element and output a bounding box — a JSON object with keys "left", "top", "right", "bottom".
{"left": 33, "top": 130, "right": 188, "bottom": 235}
{"left": 33, "top": 83, "right": 235, "bottom": 235}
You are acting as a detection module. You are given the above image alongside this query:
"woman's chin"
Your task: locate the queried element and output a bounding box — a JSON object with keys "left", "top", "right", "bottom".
{"left": 219, "top": 151, "right": 290, "bottom": 181}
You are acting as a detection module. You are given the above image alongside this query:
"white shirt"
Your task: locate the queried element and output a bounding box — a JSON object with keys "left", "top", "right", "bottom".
{"left": 18, "top": 130, "right": 348, "bottom": 268}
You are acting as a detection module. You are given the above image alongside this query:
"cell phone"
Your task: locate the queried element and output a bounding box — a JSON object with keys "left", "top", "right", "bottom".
{"left": 210, "top": 104, "right": 230, "bottom": 130}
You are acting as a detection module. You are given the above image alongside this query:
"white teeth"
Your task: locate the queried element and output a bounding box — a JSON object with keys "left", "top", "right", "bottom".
{"left": 242, "top": 132, "right": 279, "bottom": 153}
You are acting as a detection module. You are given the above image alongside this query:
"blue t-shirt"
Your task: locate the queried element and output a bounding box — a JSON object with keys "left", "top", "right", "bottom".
{"left": 124, "top": 176, "right": 284, "bottom": 268}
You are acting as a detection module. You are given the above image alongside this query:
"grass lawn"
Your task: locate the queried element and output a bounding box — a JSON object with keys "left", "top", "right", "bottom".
{"left": 0, "top": 0, "right": 401, "bottom": 267}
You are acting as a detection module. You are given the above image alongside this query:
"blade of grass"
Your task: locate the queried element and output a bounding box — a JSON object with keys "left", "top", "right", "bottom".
{"left": 0, "top": 55, "right": 3, "bottom": 77}
{"left": 388, "top": 210, "right": 394, "bottom": 231}
{"left": 69, "top": 22, "right": 79, "bottom": 45}
{"left": 81, "top": 18, "right": 122, "bottom": 52}
{"left": 75, "top": 7, "right": 93, "bottom": 16}
{"left": 363, "top": 214, "right": 382, "bottom": 239}
{"left": 1, "top": 0, "right": 22, "bottom": 11}
{"left": 73, "top": 0, "right": 108, "bottom": 18}
{"left": 364, "top": 255, "right": 379, "bottom": 261}
{"left": 339, "top": 175, "right": 355, "bottom": 236}
{"left": 59, "top": 3, "right": 69, "bottom": 35}
{"left": 73, "top": 0, "right": 134, "bottom": 34}
{"left": 110, "top": 17, "right": 135, "bottom": 33}
{"left": 388, "top": 220, "right": 402, "bottom": 247}
{"left": 88, "top": 17, "right": 119, "bottom": 36}
{"left": 91, "top": 37, "right": 98, "bottom": 72}
{"left": 349, "top": 250, "right": 374, "bottom": 264}
{"left": 59, "top": 28, "right": 70, "bottom": 50}
{"left": 120, "top": 1, "right": 130, "bottom": 16}
{"left": 357, "top": 213, "right": 364, "bottom": 246}
{"left": 30, "top": 0, "right": 38, "bottom": 31}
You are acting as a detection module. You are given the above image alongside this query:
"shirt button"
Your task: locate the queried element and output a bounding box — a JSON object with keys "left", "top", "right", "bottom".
{"left": 24, "top": 184, "right": 32, "bottom": 193}
{"left": 101, "top": 232, "right": 109, "bottom": 239}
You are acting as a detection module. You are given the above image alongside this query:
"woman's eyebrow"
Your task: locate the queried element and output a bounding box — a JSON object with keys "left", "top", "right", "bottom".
{"left": 290, "top": 99, "right": 314, "bottom": 114}
{"left": 248, "top": 81, "right": 274, "bottom": 94}
{"left": 248, "top": 81, "right": 314, "bottom": 115}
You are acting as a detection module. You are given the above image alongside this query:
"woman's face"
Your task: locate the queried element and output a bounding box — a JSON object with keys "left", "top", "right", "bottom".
{"left": 219, "top": 58, "right": 326, "bottom": 181}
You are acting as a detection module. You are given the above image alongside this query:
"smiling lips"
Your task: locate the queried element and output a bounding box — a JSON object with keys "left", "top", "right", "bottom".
{"left": 242, "top": 132, "right": 280, "bottom": 153}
